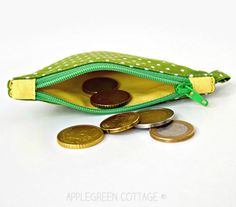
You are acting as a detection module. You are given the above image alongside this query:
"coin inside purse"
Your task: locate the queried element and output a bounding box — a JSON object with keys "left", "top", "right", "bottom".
{"left": 38, "top": 71, "right": 175, "bottom": 108}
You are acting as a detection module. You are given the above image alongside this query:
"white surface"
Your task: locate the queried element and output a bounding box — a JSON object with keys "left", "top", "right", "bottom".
{"left": 0, "top": 0, "right": 236, "bottom": 206}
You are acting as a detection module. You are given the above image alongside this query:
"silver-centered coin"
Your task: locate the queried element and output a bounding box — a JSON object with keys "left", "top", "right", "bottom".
{"left": 135, "top": 108, "right": 174, "bottom": 129}
{"left": 149, "top": 120, "right": 195, "bottom": 142}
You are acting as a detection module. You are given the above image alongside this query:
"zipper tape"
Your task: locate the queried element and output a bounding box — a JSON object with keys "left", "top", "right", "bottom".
{"left": 37, "top": 92, "right": 181, "bottom": 114}
{"left": 36, "top": 63, "right": 189, "bottom": 88}
{"left": 30, "top": 63, "right": 208, "bottom": 111}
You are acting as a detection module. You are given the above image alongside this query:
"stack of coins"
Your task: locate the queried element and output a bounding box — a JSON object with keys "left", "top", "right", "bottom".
{"left": 57, "top": 108, "right": 195, "bottom": 149}
{"left": 82, "top": 77, "right": 132, "bottom": 108}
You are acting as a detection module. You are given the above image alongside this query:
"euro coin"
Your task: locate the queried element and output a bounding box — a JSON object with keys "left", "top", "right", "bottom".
{"left": 100, "top": 112, "right": 140, "bottom": 133}
{"left": 90, "top": 90, "right": 131, "bottom": 109}
{"left": 82, "top": 77, "right": 119, "bottom": 94}
{"left": 136, "top": 108, "right": 174, "bottom": 129}
{"left": 57, "top": 125, "right": 105, "bottom": 149}
{"left": 149, "top": 120, "right": 195, "bottom": 143}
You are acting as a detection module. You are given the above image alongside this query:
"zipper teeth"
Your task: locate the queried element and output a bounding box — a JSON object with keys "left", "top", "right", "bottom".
{"left": 36, "top": 63, "right": 189, "bottom": 88}
{"left": 37, "top": 92, "right": 180, "bottom": 114}
{"left": 35, "top": 63, "right": 189, "bottom": 113}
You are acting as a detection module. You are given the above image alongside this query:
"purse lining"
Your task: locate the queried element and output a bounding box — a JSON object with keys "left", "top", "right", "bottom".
{"left": 38, "top": 71, "right": 175, "bottom": 108}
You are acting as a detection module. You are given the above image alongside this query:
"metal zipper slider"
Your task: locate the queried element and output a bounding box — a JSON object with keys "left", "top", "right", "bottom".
{"left": 176, "top": 84, "right": 208, "bottom": 106}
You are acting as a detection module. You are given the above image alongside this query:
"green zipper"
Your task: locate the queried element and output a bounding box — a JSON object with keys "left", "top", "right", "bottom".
{"left": 36, "top": 63, "right": 208, "bottom": 113}
{"left": 37, "top": 63, "right": 189, "bottom": 87}
{"left": 36, "top": 92, "right": 180, "bottom": 114}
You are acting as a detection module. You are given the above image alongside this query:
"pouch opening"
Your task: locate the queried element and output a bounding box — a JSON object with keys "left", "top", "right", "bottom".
{"left": 38, "top": 71, "right": 175, "bottom": 109}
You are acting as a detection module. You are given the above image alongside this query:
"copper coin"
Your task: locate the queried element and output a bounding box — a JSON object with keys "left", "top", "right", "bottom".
{"left": 149, "top": 120, "right": 195, "bottom": 143}
{"left": 90, "top": 90, "right": 131, "bottom": 109}
{"left": 100, "top": 112, "right": 140, "bottom": 133}
{"left": 82, "top": 77, "right": 119, "bottom": 94}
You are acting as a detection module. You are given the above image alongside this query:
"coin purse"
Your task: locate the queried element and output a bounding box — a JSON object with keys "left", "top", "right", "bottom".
{"left": 8, "top": 51, "right": 230, "bottom": 114}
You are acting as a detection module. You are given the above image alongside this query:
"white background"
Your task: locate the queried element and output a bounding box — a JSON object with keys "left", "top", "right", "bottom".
{"left": 0, "top": 0, "right": 236, "bottom": 206}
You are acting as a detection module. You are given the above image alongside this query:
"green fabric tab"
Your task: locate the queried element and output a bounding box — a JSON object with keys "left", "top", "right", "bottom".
{"left": 210, "top": 70, "right": 231, "bottom": 83}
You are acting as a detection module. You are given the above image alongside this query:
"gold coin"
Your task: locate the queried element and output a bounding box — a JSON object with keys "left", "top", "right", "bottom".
{"left": 90, "top": 90, "right": 131, "bottom": 109}
{"left": 149, "top": 120, "right": 195, "bottom": 143}
{"left": 100, "top": 112, "right": 140, "bottom": 133}
{"left": 82, "top": 77, "right": 119, "bottom": 94}
{"left": 136, "top": 108, "right": 174, "bottom": 129}
{"left": 57, "top": 125, "right": 105, "bottom": 149}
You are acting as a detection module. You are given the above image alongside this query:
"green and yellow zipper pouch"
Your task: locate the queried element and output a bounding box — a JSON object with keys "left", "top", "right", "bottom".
{"left": 8, "top": 51, "right": 230, "bottom": 114}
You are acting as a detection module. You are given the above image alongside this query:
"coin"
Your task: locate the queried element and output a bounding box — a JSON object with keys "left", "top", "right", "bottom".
{"left": 136, "top": 108, "right": 174, "bottom": 129}
{"left": 57, "top": 125, "right": 105, "bottom": 149}
{"left": 82, "top": 77, "right": 119, "bottom": 94}
{"left": 149, "top": 120, "right": 195, "bottom": 143}
{"left": 90, "top": 90, "right": 131, "bottom": 109}
{"left": 100, "top": 112, "right": 140, "bottom": 133}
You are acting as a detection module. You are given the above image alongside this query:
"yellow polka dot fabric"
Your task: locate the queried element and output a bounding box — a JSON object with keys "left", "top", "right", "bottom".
{"left": 13, "top": 51, "right": 230, "bottom": 83}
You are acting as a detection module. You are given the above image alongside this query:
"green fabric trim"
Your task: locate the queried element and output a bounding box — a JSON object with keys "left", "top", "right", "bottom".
{"left": 211, "top": 70, "right": 231, "bottom": 83}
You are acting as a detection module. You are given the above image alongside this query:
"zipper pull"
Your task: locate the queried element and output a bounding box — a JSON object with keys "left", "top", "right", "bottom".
{"left": 176, "top": 84, "right": 208, "bottom": 106}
